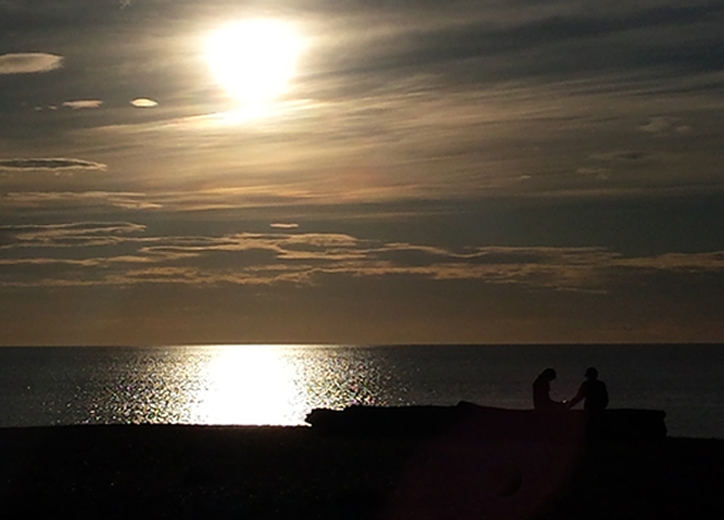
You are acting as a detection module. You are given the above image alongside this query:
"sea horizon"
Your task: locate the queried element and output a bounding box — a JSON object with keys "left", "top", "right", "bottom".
{"left": 1, "top": 344, "right": 722, "bottom": 439}
{"left": 3, "top": 341, "right": 723, "bottom": 348}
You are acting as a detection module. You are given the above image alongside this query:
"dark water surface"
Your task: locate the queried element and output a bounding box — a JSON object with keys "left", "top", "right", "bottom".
{"left": 0, "top": 344, "right": 721, "bottom": 438}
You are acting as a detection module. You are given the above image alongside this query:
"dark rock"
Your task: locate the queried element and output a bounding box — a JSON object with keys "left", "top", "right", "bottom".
{"left": 305, "top": 402, "right": 667, "bottom": 442}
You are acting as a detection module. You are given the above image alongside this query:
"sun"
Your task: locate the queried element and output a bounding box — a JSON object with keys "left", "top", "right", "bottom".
{"left": 204, "top": 19, "right": 303, "bottom": 112}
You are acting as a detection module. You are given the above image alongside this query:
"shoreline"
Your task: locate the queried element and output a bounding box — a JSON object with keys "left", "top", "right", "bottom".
{"left": 1, "top": 424, "right": 721, "bottom": 518}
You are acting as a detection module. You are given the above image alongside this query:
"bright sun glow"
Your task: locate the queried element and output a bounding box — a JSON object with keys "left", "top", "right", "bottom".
{"left": 191, "top": 345, "right": 308, "bottom": 425}
{"left": 205, "top": 19, "right": 303, "bottom": 115}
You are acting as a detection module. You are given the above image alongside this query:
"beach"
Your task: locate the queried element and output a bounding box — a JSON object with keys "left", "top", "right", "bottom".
{"left": 1, "top": 423, "right": 721, "bottom": 519}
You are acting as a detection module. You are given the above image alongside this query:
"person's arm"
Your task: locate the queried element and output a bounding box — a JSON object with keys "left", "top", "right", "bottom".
{"left": 567, "top": 383, "right": 585, "bottom": 408}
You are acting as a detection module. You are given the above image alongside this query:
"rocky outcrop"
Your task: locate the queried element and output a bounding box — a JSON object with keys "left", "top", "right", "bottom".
{"left": 306, "top": 402, "right": 667, "bottom": 441}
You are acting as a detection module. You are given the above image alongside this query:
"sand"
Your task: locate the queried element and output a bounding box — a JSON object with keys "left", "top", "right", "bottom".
{"left": 0, "top": 424, "right": 721, "bottom": 519}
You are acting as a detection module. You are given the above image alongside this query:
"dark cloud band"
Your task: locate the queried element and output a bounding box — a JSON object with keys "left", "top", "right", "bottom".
{"left": 0, "top": 158, "right": 107, "bottom": 171}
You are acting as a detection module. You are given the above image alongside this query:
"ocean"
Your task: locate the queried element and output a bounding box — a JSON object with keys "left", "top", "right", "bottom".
{"left": 0, "top": 344, "right": 721, "bottom": 438}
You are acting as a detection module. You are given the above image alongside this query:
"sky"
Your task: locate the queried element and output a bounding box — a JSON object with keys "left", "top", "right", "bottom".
{"left": 1, "top": 0, "right": 723, "bottom": 346}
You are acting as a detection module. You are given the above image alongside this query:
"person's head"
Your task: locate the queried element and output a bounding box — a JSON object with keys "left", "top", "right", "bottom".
{"left": 585, "top": 367, "right": 599, "bottom": 380}
{"left": 540, "top": 368, "right": 557, "bottom": 381}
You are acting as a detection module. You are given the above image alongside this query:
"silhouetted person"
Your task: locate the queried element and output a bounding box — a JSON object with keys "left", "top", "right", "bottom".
{"left": 567, "top": 367, "right": 608, "bottom": 413}
{"left": 533, "top": 368, "right": 566, "bottom": 411}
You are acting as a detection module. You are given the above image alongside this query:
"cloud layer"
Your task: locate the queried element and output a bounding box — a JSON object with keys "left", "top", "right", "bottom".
{"left": 0, "top": 53, "right": 63, "bottom": 74}
{"left": 2, "top": 223, "right": 723, "bottom": 290}
{"left": 0, "top": 158, "right": 107, "bottom": 171}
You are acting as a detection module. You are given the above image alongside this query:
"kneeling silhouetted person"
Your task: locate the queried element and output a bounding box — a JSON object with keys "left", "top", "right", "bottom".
{"left": 533, "top": 368, "right": 567, "bottom": 412}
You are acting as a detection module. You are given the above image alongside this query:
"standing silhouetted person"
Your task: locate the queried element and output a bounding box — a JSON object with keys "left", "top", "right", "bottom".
{"left": 567, "top": 367, "right": 608, "bottom": 413}
{"left": 533, "top": 368, "right": 566, "bottom": 411}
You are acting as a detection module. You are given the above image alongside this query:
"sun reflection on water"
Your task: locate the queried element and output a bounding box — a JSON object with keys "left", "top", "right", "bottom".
{"left": 190, "top": 345, "right": 307, "bottom": 425}
{"left": 186, "top": 345, "right": 395, "bottom": 426}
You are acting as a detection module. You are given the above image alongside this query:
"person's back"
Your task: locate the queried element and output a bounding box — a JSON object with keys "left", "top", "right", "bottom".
{"left": 581, "top": 378, "right": 608, "bottom": 412}
{"left": 568, "top": 367, "right": 608, "bottom": 413}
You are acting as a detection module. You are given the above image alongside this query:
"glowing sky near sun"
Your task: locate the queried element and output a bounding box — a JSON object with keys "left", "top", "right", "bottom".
{"left": 204, "top": 19, "right": 303, "bottom": 110}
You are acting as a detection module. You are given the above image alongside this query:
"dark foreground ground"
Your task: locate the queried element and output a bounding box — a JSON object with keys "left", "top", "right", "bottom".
{"left": 1, "top": 424, "right": 721, "bottom": 519}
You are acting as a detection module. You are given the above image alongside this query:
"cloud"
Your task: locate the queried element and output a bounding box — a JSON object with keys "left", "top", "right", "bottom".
{"left": 270, "top": 223, "right": 299, "bottom": 229}
{"left": 617, "top": 252, "right": 724, "bottom": 272}
{"left": 0, "top": 222, "right": 147, "bottom": 248}
{"left": 63, "top": 100, "right": 103, "bottom": 110}
{"left": 309, "top": 1, "right": 724, "bottom": 97}
{"left": 638, "top": 117, "right": 674, "bottom": 134}
{"left": 638, "top": 117, "right": 693, "bottom": 135}
{"left": 0, "top": 158, "right": 107, "bottom": 171}
{"left": 138, "top": 232, "right": 367, "bottom": 262}
{"left": 2, "top": 223, "right": 724, "bottom": 290}
{"left": 0, "top": 53, "right": 63, "bottom": 74}
{"left": 589, "top": 151, "right": 655, "bottom": 163}
{"left": 3, "top": 191, "right": 162, "bottom": 210}
{"left": 130, "top": 98, "right": 159, "bottom": 108}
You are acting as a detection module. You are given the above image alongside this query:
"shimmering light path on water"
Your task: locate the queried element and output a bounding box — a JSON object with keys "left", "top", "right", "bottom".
{"left": 0, "top": 345, "right": 406, "bottom": 427}
{"left": 189, "top": 345, "right": 414, "bottom": 424}
{"left": 191, "top": 345, "right": 363, "bottom": 425}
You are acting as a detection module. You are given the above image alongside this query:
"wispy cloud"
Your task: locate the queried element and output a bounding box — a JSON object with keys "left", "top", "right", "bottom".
{"left": 0, "top": 158, "right": 107, "bottom": 171}
{"left": 617, "top": 252, "right": 724, "bottom": 272}
{"left": 3, "top": 191, "right": 161, "bottom": 210}
{"left": 130, "top": 98, "right": 158, "bottom": 108}
{"left": 0, "top": 53, "right": 62, "bottom": 74}
{"left": 270, "top": 223, "right": 299, "bottom": 229}
{"left": 2, "top": 224, "right": 723, "bottom": 290}
{"left": 589, "top": 151, "right": 657, "bottom": 163}
{"left": 62, "top": 100, "right": 103, "bottom": 110}
{"left": 638, "top": 117, "right": 693, "bottom": 135}
{"left": 1, "top": 222, "right": 146, "bottom": 248}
